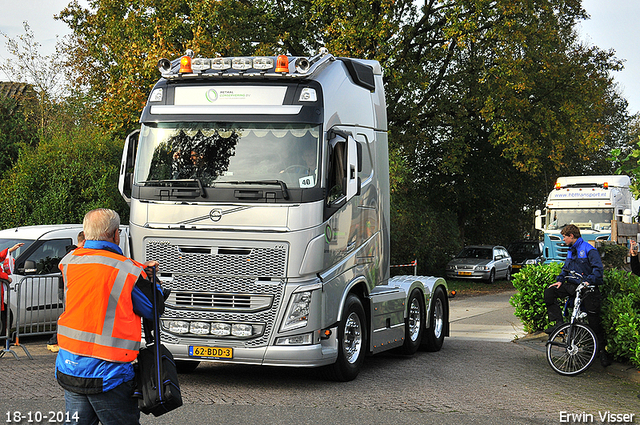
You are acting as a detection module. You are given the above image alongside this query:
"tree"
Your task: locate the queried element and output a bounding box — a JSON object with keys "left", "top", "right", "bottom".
{"left": 609, "top": 113, "right": 640, "bottom": 200}
{"left": 0, "top": 89, "right": 38, "bottom": 176}
{"left": 56, "top": 0, "right": 631, "bottom": 270}
{"left": 0, "top": 124, "right": 128, "bottom": 229}
{"left": 0, "top": 22, "right": 68, "bottom": 135}
{"left": 381, "top": 0, "right": 627, "bottom": 245}
{"left": 56, "top": 0, "right": 288, "bottom": 137}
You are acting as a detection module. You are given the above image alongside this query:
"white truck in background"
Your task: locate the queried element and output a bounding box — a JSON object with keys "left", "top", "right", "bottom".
{"left": 119, "top": 49, "right": 449, "bottom": 381}
{"left": 534, "top": 175, "right": 634, "bottom": 262}
{"left": 0, "top": 225, "right": 129, "bottom": 337}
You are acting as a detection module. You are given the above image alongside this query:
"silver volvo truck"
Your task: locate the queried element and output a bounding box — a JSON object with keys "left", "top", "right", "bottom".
{"left": 119, "top": 49, "right": 449, "bottom": 381}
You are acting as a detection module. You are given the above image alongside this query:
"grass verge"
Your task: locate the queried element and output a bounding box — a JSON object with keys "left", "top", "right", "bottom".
{"left": 446, "top": 279, "right": 515, "bottom": 299}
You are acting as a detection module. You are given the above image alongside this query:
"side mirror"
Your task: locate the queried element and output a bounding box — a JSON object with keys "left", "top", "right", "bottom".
{"left": 534, "top": 210, "right": 544, "bottom": 231}
{"left": 119, "top": 129, "right": 140, "bottom": 204}
{"left": 24, "top": 260, "right": 37, "bottom": 275}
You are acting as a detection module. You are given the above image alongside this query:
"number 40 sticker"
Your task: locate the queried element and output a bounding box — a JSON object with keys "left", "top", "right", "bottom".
{"left": 299, "top": 175, "right": 315, "bottom": 188}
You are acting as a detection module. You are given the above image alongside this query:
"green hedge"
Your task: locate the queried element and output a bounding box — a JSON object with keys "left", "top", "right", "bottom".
{"left": 510, "top": 263, "right": 640, "bottom": 368}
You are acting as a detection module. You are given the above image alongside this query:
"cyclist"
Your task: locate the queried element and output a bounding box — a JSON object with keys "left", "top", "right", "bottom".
{"left": 543, "top": 224, "right": 611, "bottom": 367}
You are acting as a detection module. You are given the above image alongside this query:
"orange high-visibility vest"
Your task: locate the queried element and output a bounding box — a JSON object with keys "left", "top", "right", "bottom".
{"left": 57, "top": 248, "right": 147, "bottom": 363}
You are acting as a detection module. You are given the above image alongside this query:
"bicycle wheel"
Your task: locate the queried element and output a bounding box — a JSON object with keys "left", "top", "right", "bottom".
{"left": 546, "top": 323, "right": 598, "bottom": 376}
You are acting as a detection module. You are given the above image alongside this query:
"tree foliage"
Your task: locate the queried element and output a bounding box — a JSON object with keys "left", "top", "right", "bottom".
{"left": 0, "top": 124, "right": 128, "bottom": 229}
{"left": 610, "top": 114, "right": 640, "bottom": 201}
{"left": 21, "top": 0, "right": 628, "bottom": 271}
{"left": 0, "top": 22, "right": 68, "bottom": 135}
{"left": 0, "top": 94, "right": 38, "bottom": 176}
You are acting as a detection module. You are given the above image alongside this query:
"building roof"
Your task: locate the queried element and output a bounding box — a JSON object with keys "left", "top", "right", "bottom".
{"left": 0, "top": 82, "right": 33, "bottom": 98}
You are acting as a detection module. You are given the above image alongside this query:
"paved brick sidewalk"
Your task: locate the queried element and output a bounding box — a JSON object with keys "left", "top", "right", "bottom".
{"left": 1, "top": 336, "right": 63, "bottom": 402}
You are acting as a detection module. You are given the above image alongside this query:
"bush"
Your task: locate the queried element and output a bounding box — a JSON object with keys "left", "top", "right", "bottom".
{"left": 511, "top": 263, "right": 640, "bottom": 368}
{"left": 0, "top": 124, "right": 128, "bottom": 228}
{"left": 601, "top": 269, "right": 640, "bottom": 368}
{"left": 509, "top": 263, "right": 562, "bottom": 333}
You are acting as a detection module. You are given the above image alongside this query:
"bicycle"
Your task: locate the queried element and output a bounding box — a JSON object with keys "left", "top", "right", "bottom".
{"left": 545, "top": 271, "right": 598, "bottom": 376}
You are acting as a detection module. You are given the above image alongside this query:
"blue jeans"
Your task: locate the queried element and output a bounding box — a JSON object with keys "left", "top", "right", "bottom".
{"left": 64, "top": 380, "right": 140, "bottom": 425}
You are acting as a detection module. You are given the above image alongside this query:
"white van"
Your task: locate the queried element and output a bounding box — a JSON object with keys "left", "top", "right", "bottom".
{"left": 1, "top": 224, "right": 129, "bottom": 335}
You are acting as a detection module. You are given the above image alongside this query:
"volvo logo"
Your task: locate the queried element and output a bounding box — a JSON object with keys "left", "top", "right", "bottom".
{"left": 209, "top": 209, "right": 223, "bottom": 222}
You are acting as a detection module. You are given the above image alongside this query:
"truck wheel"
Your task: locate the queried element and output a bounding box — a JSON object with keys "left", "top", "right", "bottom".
{"left": 422, "top": 287, "right": 446, "bottom": 352}
{"left": 175, "top": 360, "right": 200, "bottom": 373}
{"left": 325, "top": 294, "right": 366, "bottom": 382}
{"left": 400, "top": 288, "right": 424, "bottom": 355}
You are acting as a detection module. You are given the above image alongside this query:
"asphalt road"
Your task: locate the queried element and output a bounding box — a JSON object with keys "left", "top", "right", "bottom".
{"left": 1, "top": 290, "right": 639, "bottom": 425}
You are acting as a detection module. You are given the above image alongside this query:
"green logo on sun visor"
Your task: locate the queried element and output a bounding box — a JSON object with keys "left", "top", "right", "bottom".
{"left": 206, "top": 89, "right": 218, "bottom": 102}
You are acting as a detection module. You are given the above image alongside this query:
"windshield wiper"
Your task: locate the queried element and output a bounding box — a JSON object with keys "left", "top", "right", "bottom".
{"left": 141, "top": 179, "right": 206, "bottom": 198}
{"left": 223, "top": 180, "right": 290, "bottom": 200}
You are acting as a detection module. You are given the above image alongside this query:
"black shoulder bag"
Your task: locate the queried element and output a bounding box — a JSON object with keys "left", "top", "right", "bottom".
{"left": 134, "top": 268, "right": 183, "bottom": 416}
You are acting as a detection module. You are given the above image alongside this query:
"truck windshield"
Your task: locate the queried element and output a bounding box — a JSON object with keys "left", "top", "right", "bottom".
{"left": 135, "top": 123, "right": 321, "bottom": 190}
{"left": 545, "top": 208, "right": 614, "bottom": 231}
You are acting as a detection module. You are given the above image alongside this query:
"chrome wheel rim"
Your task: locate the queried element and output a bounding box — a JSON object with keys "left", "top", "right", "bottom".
{"left": 432, "top": 298, "right": 444, "bottom": 339}
{"left": 408, "top": 298, "right": 422, "bottom": 341}
{"left": 343, "top": 312, "right": 363, "bottom": 364}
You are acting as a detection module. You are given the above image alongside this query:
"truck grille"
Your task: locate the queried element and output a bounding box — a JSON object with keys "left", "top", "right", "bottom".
{"left": 145, "top": 240, "right": 287, "bottom": 347}
{"left": 168, "top": 291, "right": 273, "bottom": 312}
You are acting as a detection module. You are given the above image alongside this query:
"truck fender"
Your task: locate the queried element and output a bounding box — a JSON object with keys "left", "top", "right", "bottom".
{"left": 389, "top": 275, "right": 449, "bottom": 334}
{"left": 334, "top": 276, "right": 369, "bottom": 324}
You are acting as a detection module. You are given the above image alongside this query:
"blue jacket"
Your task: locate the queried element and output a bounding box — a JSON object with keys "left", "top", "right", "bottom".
{"left": 55, "top": 240, "right": 163, "bottom": 394}
{"left": 556, "top": 237, "right": 604, "bottom": 286}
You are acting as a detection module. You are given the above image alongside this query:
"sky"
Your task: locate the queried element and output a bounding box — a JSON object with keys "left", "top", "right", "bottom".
{"left": 0, "top": 0, "right": 639, "bottom": 114}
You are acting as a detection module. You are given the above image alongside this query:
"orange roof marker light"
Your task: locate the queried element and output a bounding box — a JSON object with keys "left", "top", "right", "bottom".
{"left": 275, "top": 55, "right": 289, "bottom": 73}
{"left": 603, "top": 182, "right": 609, "bottom": 189}
{"left": 555, "top": 181, "right": 562, "bottom": 190}
{"left": 179, "top": 55, "right": 193, "bottom": 74}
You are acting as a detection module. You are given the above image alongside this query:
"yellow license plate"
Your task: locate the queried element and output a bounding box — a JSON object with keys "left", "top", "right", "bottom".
{"left": 512, "top": 265, "right": 522, "bottom": 269}
{"left": 458, "top": 271, "right": 472, "bottom": 276}
{"left": 189, "top": 346, "right": 233, "bottom": 359}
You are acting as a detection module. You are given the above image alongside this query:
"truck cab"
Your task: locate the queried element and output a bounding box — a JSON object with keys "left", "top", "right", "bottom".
{"left": 119, "top": 50, "right": 449, "bottom": 380}
{"left": 535, "top": 175, "right": 633, "bottom": 262}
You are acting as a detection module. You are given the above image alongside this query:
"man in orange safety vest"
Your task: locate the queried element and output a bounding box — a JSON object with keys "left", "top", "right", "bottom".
{"left": 55, "top": 208, "right": 165, "bottom": 425}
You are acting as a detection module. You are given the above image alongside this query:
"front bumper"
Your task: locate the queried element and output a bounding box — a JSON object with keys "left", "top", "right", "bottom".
{"left": 446, "top": 270, "right": 490, "bottom": 280}
{"left": 166, "top": 329, "right": 339, "bottom": 368}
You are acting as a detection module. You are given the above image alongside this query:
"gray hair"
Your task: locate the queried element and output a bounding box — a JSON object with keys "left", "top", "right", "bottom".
{"left": 83, "top": 209, "right": 120, "bottom": 241}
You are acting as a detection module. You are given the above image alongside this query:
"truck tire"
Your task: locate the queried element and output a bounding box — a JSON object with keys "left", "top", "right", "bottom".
{"left": 422, "top": 287, "right": 446, "bottom": 352}
{"left": 399, "top": 288, "right": 424, "bottom": 355}
{"left": 325, "top": 294, "right": 367, "bottom": 382}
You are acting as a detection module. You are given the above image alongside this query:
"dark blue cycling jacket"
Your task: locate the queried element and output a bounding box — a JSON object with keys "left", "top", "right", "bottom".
{"left": 556, "top": 237, "right": 604, "bottom": 286}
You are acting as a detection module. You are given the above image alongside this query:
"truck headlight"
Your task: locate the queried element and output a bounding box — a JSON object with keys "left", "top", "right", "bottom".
{"left": 281, "top": 291, "right": 312, "bottom": 332}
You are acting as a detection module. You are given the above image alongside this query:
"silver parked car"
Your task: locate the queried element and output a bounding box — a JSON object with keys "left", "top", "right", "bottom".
{"left": 445, "top": 245, "right": 512, "bottom": 284}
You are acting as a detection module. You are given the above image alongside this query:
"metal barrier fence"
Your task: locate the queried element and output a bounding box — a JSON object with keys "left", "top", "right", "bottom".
{"left": 1, "top": 275, "right": 64, "bottom": 360}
